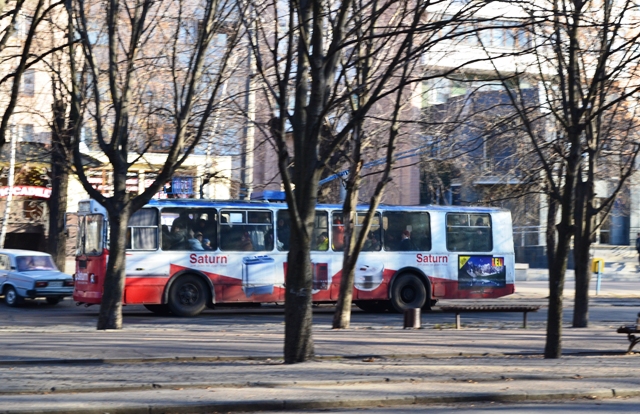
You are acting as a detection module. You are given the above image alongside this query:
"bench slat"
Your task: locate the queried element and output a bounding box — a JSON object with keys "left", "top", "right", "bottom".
{"left": 438, "top": 305, "right": 540, "bottom": 329}
{"left": 439, "top": 305, "right": 540, "bottom": 312}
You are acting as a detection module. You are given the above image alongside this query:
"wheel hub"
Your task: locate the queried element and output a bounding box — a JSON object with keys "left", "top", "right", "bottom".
{"left": 401, "top": 286, "right": 416, "bottom": 303}
{"left": 178, "top": 283, "right": 199, "bottom": 305}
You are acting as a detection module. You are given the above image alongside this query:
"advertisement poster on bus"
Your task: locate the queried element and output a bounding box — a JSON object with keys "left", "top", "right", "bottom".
{"left": 458, "top": 255, "right": 506, "bottom": 289}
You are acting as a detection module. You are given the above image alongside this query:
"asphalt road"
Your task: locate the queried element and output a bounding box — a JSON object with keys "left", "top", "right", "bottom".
{"left": 0, "top": 293, "right": 638, "bottom": 331}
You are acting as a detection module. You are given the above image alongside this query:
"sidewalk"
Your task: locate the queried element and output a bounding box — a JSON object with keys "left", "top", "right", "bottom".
{"left": 1, "top": 282, "right": 640, "bottom": 413}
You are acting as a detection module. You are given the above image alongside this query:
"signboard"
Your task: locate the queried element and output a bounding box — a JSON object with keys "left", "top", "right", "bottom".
{"left": 0, "top": 186, "right": 51, "bottom": 199}
{"left": 165, "top": 177, "right": 194, "bottom": 195}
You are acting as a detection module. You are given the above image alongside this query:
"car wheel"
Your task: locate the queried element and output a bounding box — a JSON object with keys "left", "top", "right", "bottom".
{"left": 5, "top": 286, "right": 23, "bottom": 307}
{"left": 46, "top": 297, "right": 61, "bottom": 305}
{"left": 144, "top": 304, "right": 172, "bottom": 316}
{"left": 168, "top": 275, "right": 209, "bottom": 317}
{"left": 390, "top": 273, "right": 427, "bottom": 313}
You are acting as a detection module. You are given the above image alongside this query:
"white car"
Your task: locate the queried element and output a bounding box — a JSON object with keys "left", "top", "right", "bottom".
{"left": 0, "top": 249, "right": 74, "bottom": 306}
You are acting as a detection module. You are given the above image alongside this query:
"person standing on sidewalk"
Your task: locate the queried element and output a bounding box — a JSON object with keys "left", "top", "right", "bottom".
{"left": 636, "top": 232, "right": 640, "bottom": 266}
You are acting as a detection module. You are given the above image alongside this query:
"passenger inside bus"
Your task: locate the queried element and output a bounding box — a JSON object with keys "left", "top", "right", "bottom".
{"left": 316, "top": 232, "right": 329, "bottom": 251}
{"left": 363, "top": 231, "right": 381, "bottom": 251}
{"left": 384, "top": 231, "right": 398, "bottom": 251}
{"left": 173, "top": 212, "right": 193, "bottom": 231}
{"left": 332, "top": 218, "right": 344, "bottom": 250}
{"left": 277, "top": 218, "right": 290, "bottom": 250}
{"left": 240, "top": 232, "right": 254, "bottom": 251}
{"left": 164, "top": 222, "right": 190, "bottom": 250}
{"left": 471, "top": 217, "right": 491, "bottom": 251}
{"left": 264, "top": 229, "right": 274, "bottom": 251}
{"left": 188, "top": 232, "right": 204, "bottom": 251}
{"left": 399, "top": 230, "right": 417, "bottom": 251}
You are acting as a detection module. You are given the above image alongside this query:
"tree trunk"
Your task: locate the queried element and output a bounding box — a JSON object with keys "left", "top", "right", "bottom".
{"left": 572, "top": 231, "right": 591, "bottom": 328}
{"left": 47, "top": 100, "right": 69, "bottom": 271}
{"left": 572, "top": 172, "right": 594, "bottom": 328}
{"left": 47, "top": 150, "right": 69, "bottom": 271}
{"left": 545, "top": 259, "right": 565, "bottom": 358}
{"left": 544, "top": 196, "right": 571, "bottom": 359}
{"left": 97, "top": 210, "right": 129, "bottom": 330}
{"left": 332, "top": 177, "right": 359, "bottom": 329}
{"left": 284, "top": 233, "right": 314, "bottom": 363}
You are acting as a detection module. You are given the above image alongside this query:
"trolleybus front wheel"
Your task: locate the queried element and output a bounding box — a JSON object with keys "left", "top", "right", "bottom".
{"left": 390, "top": 273, "right": 427, "bottom": 313}
{"left": 168, "top": 275, "right": 209, "bottom": 317}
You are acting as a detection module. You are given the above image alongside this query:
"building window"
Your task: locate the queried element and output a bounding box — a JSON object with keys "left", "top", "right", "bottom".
{"left": 19, "top": 124, "right": 34, "bottom": 142}
{"left": 22, "top": 69, "right": 35, "bottom": 96}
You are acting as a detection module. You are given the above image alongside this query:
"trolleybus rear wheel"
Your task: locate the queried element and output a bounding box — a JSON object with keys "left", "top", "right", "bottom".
{"left": 168, "top": 275, "right": 208, "bottom": 317}
{"left": 390, "top": 274, "right": 427, "bottom": 313}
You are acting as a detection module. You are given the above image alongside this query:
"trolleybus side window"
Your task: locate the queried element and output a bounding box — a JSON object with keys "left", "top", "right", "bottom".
{"left": 311, "top": 211, "right": 329, "bottom": 251}
{"left": 126, "top": 208, "right": 159, "bottom": 250}
{"left": 276, "top": 210, "right": 328, "bottom": 251}
{"left": 220, "top": 209, "right": 273, "bottom": 251}
{"left": 85, "top": 214, "right": 104, "bottom": 256}
{"left": 382, "top": 212, "right": 431, "bottom": 251}
{"left": 276, "top": 211, "right": 291, "bottom": 251}
{"left": 161, "top": 208, "right": 218, "bottom": 251}
{"left": 446, "top": 213, "right": 492, "bottom": 252}
{"left": 331, "top": 211, "right": 382, "bottom": 252}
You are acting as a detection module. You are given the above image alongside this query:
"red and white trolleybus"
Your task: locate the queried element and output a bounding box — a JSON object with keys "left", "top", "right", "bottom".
{"left": 72, "top": 198, "right": 515, "bottom": 316}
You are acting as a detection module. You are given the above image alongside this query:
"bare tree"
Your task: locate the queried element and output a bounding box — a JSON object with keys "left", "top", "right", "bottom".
{"left": 488, "top": 0, "right": 640, "bottom": 357}
{"left": 246, "top": 0, "right": 511, "bottom": 359}
{"left": 331, "top": 1, "right": 531, "bottom": 328}
{"left": 0, "top": 0, "right": 64, "bottom": 148}
{"left": 64, "top": 0, "right": 245, "bottom": 329}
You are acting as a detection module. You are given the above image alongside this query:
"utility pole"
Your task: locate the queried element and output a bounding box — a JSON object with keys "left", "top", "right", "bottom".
{"left": 0, "top": 126, "right": 17, "bottom": 248}
{"left": 240, "top": 13, "right": 255, "bottom": 200}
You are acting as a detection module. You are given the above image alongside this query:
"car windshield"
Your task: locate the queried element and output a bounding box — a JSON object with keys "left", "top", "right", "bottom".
{"left": 16, "top": 255, "right": 57, "bottom": 272}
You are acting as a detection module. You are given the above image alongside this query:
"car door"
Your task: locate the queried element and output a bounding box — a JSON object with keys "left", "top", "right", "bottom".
{"left": 0, "top": 254, "right": 10, "bottom": 289}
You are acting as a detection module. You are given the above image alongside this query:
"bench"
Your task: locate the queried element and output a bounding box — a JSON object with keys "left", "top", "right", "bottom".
{"left": 439, "top": 305, "right": 541, "bottom": 329}
{"left": 617, "top": 325, "right": 640, "bottom": 353}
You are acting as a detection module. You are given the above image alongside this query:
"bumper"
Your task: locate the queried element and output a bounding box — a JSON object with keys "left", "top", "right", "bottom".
{"left": 24, "top": 288, "right": 74, "bottom": 299}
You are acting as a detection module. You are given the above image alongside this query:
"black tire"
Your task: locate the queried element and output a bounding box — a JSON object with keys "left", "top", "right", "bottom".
{"left": 144, "top": 304, "right": 173, "bottom": 315}
{"left": 4, "top": 286, "right": 23, "bottom": 307}
{"left": 355, "top": 300, "right": 389, "bottom": 313}
{"left": 168, "top": 275, "right": 209, "bottom": 317}
{"left": 46, "top": 297, "right": 62, "bottom": 305}
{"left": 390, "top": 273, "right": 427, "bottom": 313}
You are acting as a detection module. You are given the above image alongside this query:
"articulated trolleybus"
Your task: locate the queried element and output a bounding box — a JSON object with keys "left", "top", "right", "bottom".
{"left": 73, "top": 198, "right": 515, "bottom": 316}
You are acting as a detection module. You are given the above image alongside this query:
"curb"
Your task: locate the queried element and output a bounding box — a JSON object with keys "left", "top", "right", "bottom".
{"left": 3, "top": 388, "right": 640, "bottom": 414}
